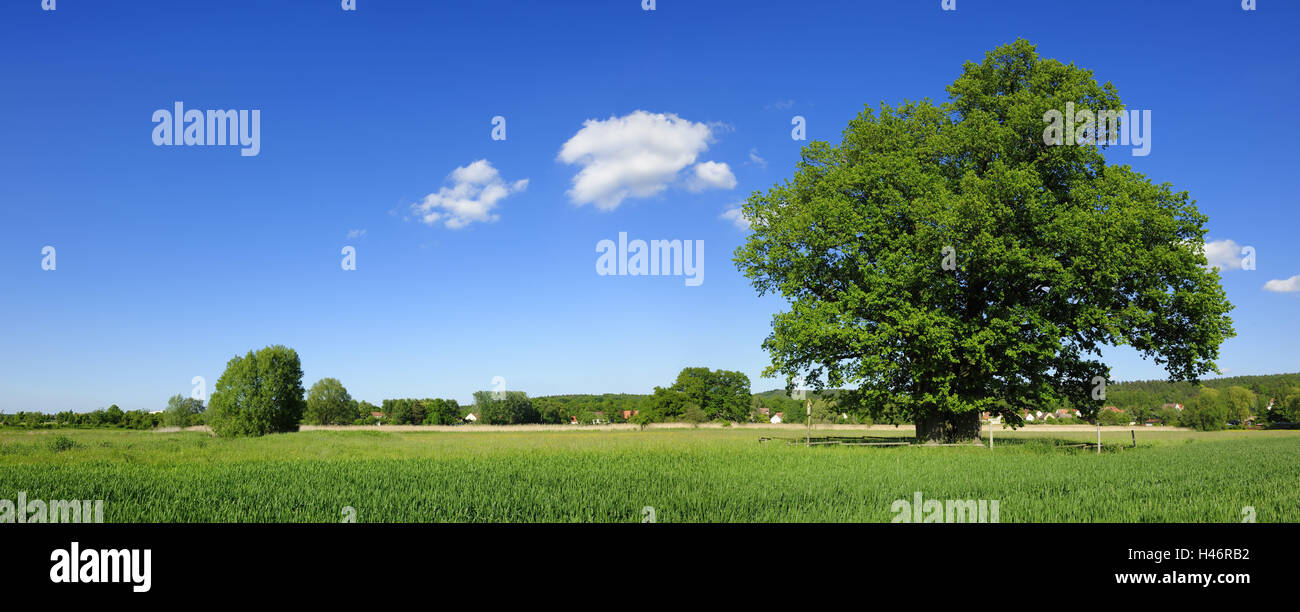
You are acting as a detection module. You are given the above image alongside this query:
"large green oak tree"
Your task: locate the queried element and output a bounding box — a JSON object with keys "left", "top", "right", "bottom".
{"left": 734, "top": 40, "right": 1235, "bottom": 443}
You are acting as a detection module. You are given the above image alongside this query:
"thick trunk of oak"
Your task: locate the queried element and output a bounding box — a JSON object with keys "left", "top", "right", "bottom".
{"left": 914, "top": 410, "right": 981, "bottom": 444}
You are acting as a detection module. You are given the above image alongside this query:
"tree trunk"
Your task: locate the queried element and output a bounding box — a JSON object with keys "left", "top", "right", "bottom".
{"left": 914, "top": 410, "right": 981, "bottom": 444}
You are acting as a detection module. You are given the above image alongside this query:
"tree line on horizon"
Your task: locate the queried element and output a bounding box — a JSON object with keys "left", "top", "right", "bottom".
{"left": 4, "top": 346, "right": 1299, "bottom": 435}
{"left": 0, "top": 347, "right": 761, "bottom": 436}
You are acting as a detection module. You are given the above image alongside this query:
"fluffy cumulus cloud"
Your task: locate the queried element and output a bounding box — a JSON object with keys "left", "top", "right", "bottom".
{"left": 688, "top": 161, "right": 737, "bottom": 192}
{"left": 412, "top": 160, "right": 527, "bottom": 229}
{"left": 1263, "top": 275, "right": 1300, "bottom": 293}
{"left": 558, "top": 111, "right": 735, "bottom": 210}
{"left": 1203, "top": 239, "right": 1248, "bottom": 271}
{"left": 721, "top": 204, "right": 750, "bottom": 230}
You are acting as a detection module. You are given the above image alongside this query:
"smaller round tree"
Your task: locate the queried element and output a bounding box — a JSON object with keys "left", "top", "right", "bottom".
{"left": 304, "top": 378, "right": 355, "bottom": 425}
{"left": 207, "top": 345, "right": 306, "bottom": 437}
{"left": 1182, "top": 388, "right": 1227, "bottom": 431}
{"left": 163, "top": 394, "right": 205, "bottom": 428}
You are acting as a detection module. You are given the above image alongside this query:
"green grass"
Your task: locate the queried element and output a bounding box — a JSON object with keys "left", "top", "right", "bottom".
{"left": 1, "top": 428, "right": 1296, "bottom": 522}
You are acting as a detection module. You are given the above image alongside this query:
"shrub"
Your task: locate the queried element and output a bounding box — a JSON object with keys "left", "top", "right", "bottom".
{"left": 1097, "top": 409, "right": 1127, "bottom": 426}
{"left": 46, "top": 434, "right": 76, "bottom": 452}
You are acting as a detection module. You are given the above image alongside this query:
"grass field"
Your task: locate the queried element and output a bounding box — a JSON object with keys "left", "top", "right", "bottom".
{"left": 1, "top": 427, "right": 1296, "bottom": 522}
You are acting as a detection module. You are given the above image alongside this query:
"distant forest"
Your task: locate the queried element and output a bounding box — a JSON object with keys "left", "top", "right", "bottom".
{"left": 1106, "top": 373, "right": 1300, "bottom": 409}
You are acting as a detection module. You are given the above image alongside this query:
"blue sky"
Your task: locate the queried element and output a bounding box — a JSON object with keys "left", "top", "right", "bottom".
{"left": 1, "top": 0, "right": 1297, "bottom": 412}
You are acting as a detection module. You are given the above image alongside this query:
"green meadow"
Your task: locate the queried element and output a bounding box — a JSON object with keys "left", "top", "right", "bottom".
{"left": 1, "top": 428, "right": 1296, "bottom": 523}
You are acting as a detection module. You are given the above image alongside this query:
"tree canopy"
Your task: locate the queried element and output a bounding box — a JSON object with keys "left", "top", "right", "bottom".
{"left": 304, "top": 378, "right": 355, "bottom": 425}
{"left": 206, "top": 345, "right": 306, "bottom": 437}
{"left": 473, "top": 391, "right": 539, "bottom": 425}
{"left": 646, "top": 367, "right": 752, "bottom": 423}
{"left": 163, "top": 394, "right": 205, "bottom": 428}
{"left": 380, "top": 397, "right": 462, "bottom": 425}
{"left": 733, "top": 39, "right": 1235, "bottom": 442}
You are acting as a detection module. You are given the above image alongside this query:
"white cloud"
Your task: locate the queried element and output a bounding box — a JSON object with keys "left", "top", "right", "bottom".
{"left": 688, "top": 161, "right": 737, "bottom": 192}
{"left": 1263, "top": 275, "right": 1300, "bottom": 293}
{"left": 346, "top": 229, "right": 366, "bottom": 239}
{"left": 747, "top": 148, "right": 767, "bottom": 168}
{"left": 1203, "top": 239, "right": 1248, "bottom": 271}
{"left": 766, "top": 99, "right": 795, "bottom": 110}
{"left": 721, "top": 204, "right": 750, "bottom": 230}
{"left": 558, "top": 110, "right": 733, "bottom": 210}
{"left": 412, "top": 160, "right": 528, "bottom": 229}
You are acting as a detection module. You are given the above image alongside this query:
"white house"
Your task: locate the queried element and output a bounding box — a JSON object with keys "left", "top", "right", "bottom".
{"left": 770, "top": 412, "right": 783, "bottom": 424}
{"left": 464, "top": 413, "right": 478, "bottom": 423}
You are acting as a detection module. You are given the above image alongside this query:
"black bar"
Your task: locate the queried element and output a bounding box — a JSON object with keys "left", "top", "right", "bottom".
{"left": 2, "top": 523, "right": 1291, "bottom": 601}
